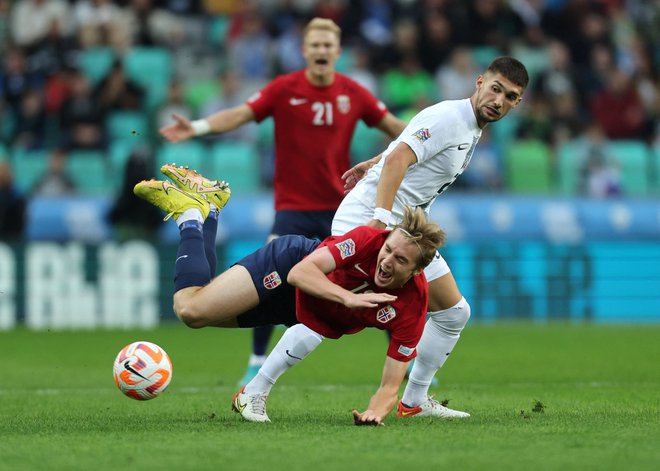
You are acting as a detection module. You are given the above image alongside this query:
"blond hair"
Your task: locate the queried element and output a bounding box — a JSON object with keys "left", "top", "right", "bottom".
{"left": 303, "top": 17, "right": 341, "bottom": 41}
{"left": 394, "top": 207, "right": 445, "bottom": 268}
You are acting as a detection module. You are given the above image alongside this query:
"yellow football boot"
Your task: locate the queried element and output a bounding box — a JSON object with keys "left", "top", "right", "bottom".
{"left": 160, "top": 164, "right": 231, "bottom": 211}
{"left": 133, "top": 179, "right": 210, "bottom": 221}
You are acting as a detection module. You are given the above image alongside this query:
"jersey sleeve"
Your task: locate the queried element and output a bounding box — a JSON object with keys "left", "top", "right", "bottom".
{"left": 398, "top": 105, "right": 460, "bottom": 164}
{"left": 357, "top": 85, "right": 389, "bottom": 127}
{"left": 324, "top": 226, "right": 381, "bottom": 269}
{"left": 245, "top": 79, "right": 280, "bottom": 123}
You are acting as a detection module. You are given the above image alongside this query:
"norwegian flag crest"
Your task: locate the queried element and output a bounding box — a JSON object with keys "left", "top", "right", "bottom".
{"left": 263, "top": 271, "right": 282, "bottom": 290}
{"left": 376, "top": 305, "right": 396, "bottom": 323}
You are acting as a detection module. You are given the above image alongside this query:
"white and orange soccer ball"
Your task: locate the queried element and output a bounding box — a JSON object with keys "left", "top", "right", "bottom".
{"left": 113, "top": 341, "right": 172, "bottom": 400}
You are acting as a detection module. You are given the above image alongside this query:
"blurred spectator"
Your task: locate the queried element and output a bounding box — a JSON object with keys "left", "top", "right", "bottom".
{"left": 31, "top": 149, "right": 76, "bottom": 197}
{"left": 466, "top": 0, "right": 524, "bottom": 50}
{"left": 12, "top": 89, "right": 47, "bottom": 150}
{"left": 417, "top": 11, "right": 453, "bottom": 74}
{"left": 551, "top": 91, "right": 583, "bottom": 146}
{"left": 381, "top": 53, "right": 436, "bottom": 114}
{"left": 58, "top": 70, "right": 107, "bottom": 151}
{"left": 124, "top": 0, "right": 186, "bottom": 48}
{"left": 74, "top": 0, "right": 130, "bottom": 51}
{"left": 157, "top": 79, "right": 193, "bottom": 131}
{"left": 9, "top": 0, "right": 72, "bottom": 53}
{"left": 435, "top": 46, "right": 479, "bottom": 101}
{"left": 0, "top": 0, "right": 10, "bottom": 56}
{"left": 590, "top": 67, "right": 646, "bottom": 140}
{"left": 0, "top": 47, "right": 44, "bottom": 113}
{"left": 0, "top": 159, "right": 26, "bottom": 240}
{"left": 107, "top": 147, "right": 162, "bottom": 241}
{"left": 576, "top": 124, "right": 621, "bottom": 198}
{"left": 273, "top": 17, "right": 306, "bottom": 74}
{"left": 94, "top": 59, "right": 145, "bottom": 112}
{"left": 345, "top": 45, "right": 379, "bottom": 95}
{"left": 531, "top": 40, "right": 579, "bottom": 104}
{"left": 227, "top": 6, "right": 273, "bottom": 81}
{"left": 516, "top": 94, "right": 553, "bottom": 143}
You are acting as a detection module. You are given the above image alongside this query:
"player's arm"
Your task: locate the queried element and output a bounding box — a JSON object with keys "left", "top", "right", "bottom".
{"left": 159, "top": 104, "right": 255, "bottom": 142}
{"left": 375, "top": 112, "right": 406, "bottom": 139}
{"left": 352, "top": 356, "right": 409, "bottom": 426}
{"left": 341, "top": 153, "right": 382, "bottom": 194}
{"left": 369, "top": 142, "right": 418, "bottom": 229}
{"left": 287, "top": 247, "right": 397, "bottom": 309}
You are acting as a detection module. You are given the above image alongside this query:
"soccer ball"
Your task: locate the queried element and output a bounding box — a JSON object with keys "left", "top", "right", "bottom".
{"left": 113, "top": 341, "right": 172, "bottom": 400}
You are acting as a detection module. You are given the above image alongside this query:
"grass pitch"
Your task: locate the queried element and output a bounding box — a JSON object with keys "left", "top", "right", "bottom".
{"left": 1, "top": 323, "right": 659, "bottom": 471}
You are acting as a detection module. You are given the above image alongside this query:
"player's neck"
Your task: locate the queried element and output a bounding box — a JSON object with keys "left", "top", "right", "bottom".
{"left": 305, "top": 69, "right": 335, "bottom": 87}
{"left": 469, "top": 94, "right": 488, "bottom": 129}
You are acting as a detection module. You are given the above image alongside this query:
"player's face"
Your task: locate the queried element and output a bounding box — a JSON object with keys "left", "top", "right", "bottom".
{"left": 375, "top": 230, "right": 423, "bottom": 289}
{"left": 472, "top": 72, "right": 524, "bottom": 128}
{"left": 302, "top": 29, "right": 341, "bottom": 79}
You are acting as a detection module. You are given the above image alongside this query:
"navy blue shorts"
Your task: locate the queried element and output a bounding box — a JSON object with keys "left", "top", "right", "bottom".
{"left": 271, "top": 210, "right": 336, "bottom": 240}
{"left": 234, "top": 235, "right": 321, "bottom": 328}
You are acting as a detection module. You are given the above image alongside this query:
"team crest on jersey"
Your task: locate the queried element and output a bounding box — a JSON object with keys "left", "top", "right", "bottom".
{"left": 263, "top": 271, "right": 282, "bottom": 290}
{"left": 376, "top": 305, "right": 396, "bottom": 323}
{"left": 337, "top": 95, "right": 350, "bottom": 114}
{"left": 335, "top": 239, "right": 356, "bottom": 259}
{"left": 412, "top": 128, "right": 431, "bottom": 144}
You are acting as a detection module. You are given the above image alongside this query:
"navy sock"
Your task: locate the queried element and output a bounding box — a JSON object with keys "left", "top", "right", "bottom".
{"left": 203, "top": 211, "right": 218, "bottom": 278}
{"left": 252, "top": 325, "right": 275, "bottom": 356}
{"left": 174, "top": 225, "right": 211, "bottom": 292}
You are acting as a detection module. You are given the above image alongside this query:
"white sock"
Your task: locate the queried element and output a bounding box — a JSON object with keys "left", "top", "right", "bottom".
{"left": 244, "top": 324, "right": 324, "bottom": 395}
{"left": 402, "top": 297, "right": 471, "bottom": 407}
{"left": 175, "top": 208, "right": 204, "bottom": 226}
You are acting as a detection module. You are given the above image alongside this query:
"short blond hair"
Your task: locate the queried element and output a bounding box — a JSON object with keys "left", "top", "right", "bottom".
{"left": 394, "top": 207, "right": 446, "bottom": 269}
{"left": 303, "top": 17, "right": 341, "bottom": 41}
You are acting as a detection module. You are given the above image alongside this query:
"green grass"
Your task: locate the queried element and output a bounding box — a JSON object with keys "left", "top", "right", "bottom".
{"left": 1, "top": 323, "right": 659, "bottom": 471}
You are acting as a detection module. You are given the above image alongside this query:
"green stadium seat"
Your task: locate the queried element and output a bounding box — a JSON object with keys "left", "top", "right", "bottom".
{"left": 66, "top": 150, "right": 111, "bottom": 195}
{"left": 79, "top": 47, "right": 116, "bottom": 85}
{"left": 124, "top": 47, "right": 172, "bottom": 109}
{"left": 106, "top": 111, "right": 149, "bottom": 141}
{"left": 10, "top": 148, "right": 50, "bottom": 193}
{"left": 556, "top": 139, "right": 582, "bottom": 195}
{"left": 607, "top": 140, "right": 650, "bottom": 196}
{"left": 504, "top": 139, "right": 552, "bottom": 193}
{"left": 157, "top": 141, "right": 207, "bottom": 174}
{"left": 208, "top": 15, "right": 230, "bottom": 47}
{"left": 208, "top": 141, "right": 260, "bottom": 194}
{"left": 471, "top": 46, "right": 503, "bottom": 69}
{"left": 184, "top": 79, "right": 220, "bottom": 113}
{"left": 350, "top": 121, "right": 385, "bottom": 165}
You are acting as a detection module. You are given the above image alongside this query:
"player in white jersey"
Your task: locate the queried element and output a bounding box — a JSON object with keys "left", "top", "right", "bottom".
{"left": 333, "top": 57, "right": 529, "bottom": 419}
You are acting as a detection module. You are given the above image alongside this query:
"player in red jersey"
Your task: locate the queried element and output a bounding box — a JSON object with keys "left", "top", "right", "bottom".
{"left": 133, "top": 174, "right": 442, "bottom": 425}
{"left": 160, "top": 17, "right": 406, "bottom": 384}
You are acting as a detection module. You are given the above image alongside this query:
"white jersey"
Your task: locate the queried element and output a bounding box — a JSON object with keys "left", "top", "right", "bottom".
{"left": 350, "top": 98, "right": 482, "bottom": 220}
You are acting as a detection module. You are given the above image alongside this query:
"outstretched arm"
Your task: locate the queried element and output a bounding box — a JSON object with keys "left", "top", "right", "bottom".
{"left": 159, "top": 104, "right": 255, "bottom": 142}
{"left": 352, "top": 356, "right": 409, "bottom": 426}
{"left": 287, "top": 247, "right": 397, "bottom": 309}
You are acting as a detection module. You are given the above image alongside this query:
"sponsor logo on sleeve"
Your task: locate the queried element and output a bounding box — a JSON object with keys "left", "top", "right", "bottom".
{"left": 412, "top": 128, "right": 431, "bottom": 144}
{"left": 397, "top": 345, "right": 415, "bottom": 357}
{"left": 263, "top": 271, "right": 282, "bottom": 290}
{"left": 376, "top": 305, "right": 396, "bottom": 323}
{"left": 335, "top": 239, "right": 356, "bottom": 259}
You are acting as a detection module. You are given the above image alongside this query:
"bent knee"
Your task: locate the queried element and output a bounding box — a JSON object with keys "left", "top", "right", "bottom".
{"left": 174, "top": 302, "right": 206, "bottom": 329}
{"left": 430, "top": 297, "right": 471, "bottom": 335}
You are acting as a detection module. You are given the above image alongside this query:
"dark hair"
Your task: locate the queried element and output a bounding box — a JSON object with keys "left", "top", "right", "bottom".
{"left": 487, "top": 57, "right": 529, "bottom": 89}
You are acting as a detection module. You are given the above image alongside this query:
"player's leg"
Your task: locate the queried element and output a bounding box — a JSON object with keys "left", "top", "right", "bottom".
{"left": 233, "top": 323, "right": 325, "bottom": 422}
{"left": 399, "top": 258, "right": 471, "bottom": 418}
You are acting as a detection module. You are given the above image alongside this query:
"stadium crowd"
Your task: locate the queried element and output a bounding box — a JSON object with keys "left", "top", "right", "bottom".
{"left": 0, "top": 0, "right": 658, "bottom": 239}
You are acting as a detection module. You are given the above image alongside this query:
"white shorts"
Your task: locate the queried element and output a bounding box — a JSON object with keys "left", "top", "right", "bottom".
{"left": 332, "top": 192, "right": 451, "bottom": 282}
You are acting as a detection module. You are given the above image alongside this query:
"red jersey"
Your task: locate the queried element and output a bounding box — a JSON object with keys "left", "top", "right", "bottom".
{"left": 295, "top": 226, "right": 428, "bottom": 362}
{"left": 246, "top": 70, "right": 388, "bottom": 211}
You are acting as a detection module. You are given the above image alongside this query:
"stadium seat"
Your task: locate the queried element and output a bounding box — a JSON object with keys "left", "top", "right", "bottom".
{"left": 556, "top": 139, "right": 582, "bottom": 195}
{"left": 607, "top": 140, "right": 650, "bottom": 196}
{"left": 184, "top": 79, "right": 221, "bottom": 113}
{"left": 157, "top": 141, "right": 207, "bottom": 174}
{"left": 106, "top": 111, "right": 149, "bottom": 141}
{"left": 123, "top": 47, "right": 173, "bottom": 109}
{"left": 66, "top": 150, "right": 111, "bottom": 195}
{"left": 208, "top": 15, "right": 230, "bottom": 47}
{"left": 470, "top": 46, "right": 503, "bottom": 69}
{"left": 654, "top": 144, "right": 660, "bottom": 193}
{"left": 208, "top": 141, "right": 261, "bottom": 194}
{"left": 79, "top": 47, "right": 116, "bottom": 85}
{"left": 10, "top": 148, "right": 50, "bottom": 194}
{"left": 504, "top": 139, "right": 552, "bottom": 193}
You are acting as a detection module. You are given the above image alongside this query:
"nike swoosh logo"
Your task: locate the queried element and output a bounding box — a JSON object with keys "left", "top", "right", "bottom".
{"left": 124, "top": 360, "right": 149, "bottom": 381}
{"left": 285, "top": 349, "right": 303, "bottom": 361}
{"left": 176, "top": 255, "right": 189, "bottom": 263}
{"left": 234, "top": 398, "right": 247, "bottom": 413}
{"left": 457, "top": 143, "right": 470, "bottom": 150}
{"left": 354, "top": 263, "right": 368, "bottom": 276}
{"left": 289, "top": 98, "right": 308, "bottom": 106}
{"left": 399, "top": 409, "right": 416, "bottom": 417}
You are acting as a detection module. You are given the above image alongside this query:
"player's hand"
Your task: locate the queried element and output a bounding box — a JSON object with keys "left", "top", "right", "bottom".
{"left": 366, "top": 219, "right": 387, "bottom": 230}
{"left": 344, "top": 292, "right": 397, "bottom": 309}
{"left": 159, "top": 113, "right": 194, "bottom": 142}
{"left": 352, "top": 409, "right": 384, "bottom": 426}
{"left": 341, "top": 161, "right": 371, "bottom": 193}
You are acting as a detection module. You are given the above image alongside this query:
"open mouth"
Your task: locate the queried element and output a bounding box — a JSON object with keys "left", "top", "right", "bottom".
{"left": 315, "top": 58, "right": 329, "bottom": 66}
{"left": 377, "top": 265, "right": 392, "bottom": 284}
